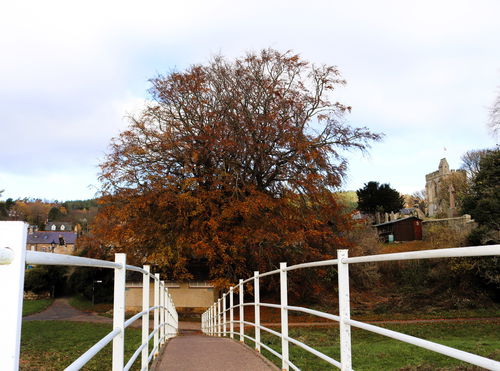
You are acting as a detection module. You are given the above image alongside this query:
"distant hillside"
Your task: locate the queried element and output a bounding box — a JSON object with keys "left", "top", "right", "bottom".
{"left": 336, "top": 191, "right": 358, "bottom": 212}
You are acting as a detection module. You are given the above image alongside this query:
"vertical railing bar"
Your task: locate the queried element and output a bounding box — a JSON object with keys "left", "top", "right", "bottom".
{"left": 223, "top": 293, "right": 227, "bottom": 337}
{"left": 239, "top": 279, "right": 244, "bottom": 342}
{"left": 165, "top": 287, "right": 170, "bottom": 340}
{"left": 160, "top": 281, "right": 165, "bottom": 345}
{"left": 214, "top": 301, "right": 218, "bottom": 336}
{"left": 141, "top": 265, "right": 150, "bottom": 370}
{"left": 153, "top": 274, "right": 160, "bottom": 357}
{"left": 280, "top": 262, "right": 289, "bottom": 371}
{"left": 338, "top": 249, "right": 352, "bottom": 371}
{"left": 230, "top": 286, "right": 234, "bottom": 339}
{"left": 0, "top": 221, "right": 27, "bottom": 370}
{"left": 213, "top": 303, "right": 216, "bottom": 335}
{"left": 210, "top": 305, "right": 213, "bottom": 336}
{"left": 217, "top": 298, "right": 222, "bottom": 337}
{"left": 112, "top": 253, "right": 126, "bottom": 371}
{"left": 254, "top": 271, "right": 261, "bottom": 353}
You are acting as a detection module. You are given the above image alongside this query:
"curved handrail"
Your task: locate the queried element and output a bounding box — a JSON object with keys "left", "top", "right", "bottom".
{"left": 21, "top": 250, "right": 179, "bottom": 370}
{"left": 203, "top": 245, "right": 500, "bottom": 371}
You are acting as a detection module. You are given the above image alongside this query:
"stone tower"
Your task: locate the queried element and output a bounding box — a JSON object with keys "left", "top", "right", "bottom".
{"left": 425, "top": 158, "right": 466, "bottom": 217}
{"left": 425, "top": 158, "right": 451, "bottom": 217}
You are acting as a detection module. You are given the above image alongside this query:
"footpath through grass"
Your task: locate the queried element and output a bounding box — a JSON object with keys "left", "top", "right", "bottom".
{"left": 20, "top": 321, "right": 144, "bottom": 370}
{"left": 22, "top": 299, "right": 54, "bottom": 317}
{"left": 243, "top": 321, "right": 500, "bottom": 371}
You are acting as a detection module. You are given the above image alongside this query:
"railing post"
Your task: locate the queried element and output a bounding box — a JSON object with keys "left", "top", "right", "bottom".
{"left": 254, "top": 271, "right": 261, "bottom": 352}
{"left": 229, "top": 286, "right": 234, "bottom": 339}
{"left": 112, "top": 253, "right": 126, "bottom": 371}
{"left": 210, "top": 305, "right": 213, "bottom": 336}
{"left": 213, "top": 303, "right": 216, "bottom": 336}
{"left": 222, "top": 293, "right": 227, "bottom": 337}
{"left": 239, "top": 279, "right": 244, "bottom": 342}
{"left": 338, "top": 249, "right": 352, "bottom": 371}
{"left": 280, "top": 262, "right": 289, "bottom": 371}
{"left": 217, "top": 298, "right": 222, "bottom": 337}
{"left": 141, "top": 265, "right": 150, "bottom": 371}
{"left": 0, "top": 221, "right": 27, "bottom": 370}
{"left": 165, "top": 287, "right": 170, "bottom": 340}
{"left": 160, "top": 281, "right": 165, "bottom": 345}
{"left": 154, "top": 273, "right": 160, "bottom": 357}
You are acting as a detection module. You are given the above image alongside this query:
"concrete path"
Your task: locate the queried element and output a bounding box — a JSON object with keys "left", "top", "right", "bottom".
{"left": 154, "top": 335, "right": 277, "bottom": 371}
{"left": 23, "top": 298, "right": 112, "bottom": 324}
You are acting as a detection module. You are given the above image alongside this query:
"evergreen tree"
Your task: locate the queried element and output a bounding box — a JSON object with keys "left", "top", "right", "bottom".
{"left": 356, "top": 181, "right": 404, "bottom": 214}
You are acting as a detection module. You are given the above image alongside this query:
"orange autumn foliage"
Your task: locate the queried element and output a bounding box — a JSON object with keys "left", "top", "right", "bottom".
{"left": 93, "top": 49, "right": 381, "bottom": 285}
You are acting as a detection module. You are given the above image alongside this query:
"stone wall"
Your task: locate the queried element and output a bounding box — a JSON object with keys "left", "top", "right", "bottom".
{"left": 125, "top": 281, "right": 217, "bottom": 313}
{"left": 422, "top": 214, "right": 476, "bottom": 240}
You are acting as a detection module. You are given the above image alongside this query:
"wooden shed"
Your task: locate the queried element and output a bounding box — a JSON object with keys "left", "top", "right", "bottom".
{"left": 374, "top": 216, "right": 423, "bottom": 242}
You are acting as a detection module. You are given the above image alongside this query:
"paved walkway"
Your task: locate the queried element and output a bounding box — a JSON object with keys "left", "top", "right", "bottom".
{"left": 154, "top": 335, "right": 277, "bottom": 371}
{"left": 23, "top": 298, "right": 112, "bottom": 324}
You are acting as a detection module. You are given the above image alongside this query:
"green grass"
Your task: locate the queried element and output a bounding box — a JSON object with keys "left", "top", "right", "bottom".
{"left": 20, "top": 321, "right": 148, "bottom": 370}
{"left": 68, "top": 295, "right": 141, "bottom": 319}
{"left": 68, "top": 295, "right": 113, "bottom": 314}
{"left": 243, "top": 321, "right": 500, "bottom": 371}
{"left": 352, "top": 306, "right": 500, "bottom": 322}
{"left": 23, "top": 299, "right": 54, "bottom": 316}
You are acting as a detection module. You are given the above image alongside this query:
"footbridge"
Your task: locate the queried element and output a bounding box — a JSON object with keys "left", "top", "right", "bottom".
{"left": 1, "top": 221, "right": 499, "bottom": 370}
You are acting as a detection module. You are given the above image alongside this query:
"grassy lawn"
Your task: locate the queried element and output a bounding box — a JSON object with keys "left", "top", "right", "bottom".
{"left": 243, "top": 321, "right": 500, "bottom": 371}
{"left": 23, "top": 299, "right": 54, "bottom": 316}
{"left": 20, "top": 321, "right": 148, "bottom": 370}
{"left": 352, "top": 306, "right": 500, "bottom": 322}
{"left": 244, "top": 303, "right": 500, "bottom": 324}
{"left": 68, "top": 295, "right": 142, "bottom": 319}
{"left": 68, "top": 295, "right": 113, "bottom": 314}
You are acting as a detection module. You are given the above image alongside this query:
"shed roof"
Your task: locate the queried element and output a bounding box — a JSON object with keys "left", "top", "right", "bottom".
{"left": 27, "top": 231, "right": 78, "bottom": 244}
{"left": 373, "top": 216, "right": 421, "bottom": 228}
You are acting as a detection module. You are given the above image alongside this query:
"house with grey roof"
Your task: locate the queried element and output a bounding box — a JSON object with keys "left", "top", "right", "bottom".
{"left": 26, "top": 231, "right": 78, "bottom": 255}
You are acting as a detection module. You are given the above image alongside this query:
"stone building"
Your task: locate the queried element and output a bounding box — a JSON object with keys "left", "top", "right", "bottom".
{"left": 26, "top": 230, "right": 78, "bottom": 255}
{"left": 45, "top": 222, "right": 73, "bottom": 232}
{"left": 125, "top": 281, "right": 217, "bottom": 313}
{"left": 425, "top": 158, "right": 465, "bottom": 217}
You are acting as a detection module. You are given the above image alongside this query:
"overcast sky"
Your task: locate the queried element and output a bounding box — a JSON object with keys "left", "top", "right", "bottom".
{"left": 1, "top": 0, "right": 499, "bottom": 201}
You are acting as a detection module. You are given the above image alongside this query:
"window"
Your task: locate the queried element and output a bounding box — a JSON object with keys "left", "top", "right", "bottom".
{"left": 189, "top": 281, "right": 214, "bottom": 288}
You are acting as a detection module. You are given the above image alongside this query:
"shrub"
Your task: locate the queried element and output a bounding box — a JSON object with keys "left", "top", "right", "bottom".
{"left": 346, "top": 224, "right": 381, "bottom": 289}
{"left": 67, "top": 267, "right": 114, "bottom": 303}
{"left": 24, "top": 265, "right": 68, "bottom": 297}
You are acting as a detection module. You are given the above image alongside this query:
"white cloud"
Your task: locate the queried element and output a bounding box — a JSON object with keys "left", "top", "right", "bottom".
{"left": 0, "top": 0, "right": 499, "bottom": 199}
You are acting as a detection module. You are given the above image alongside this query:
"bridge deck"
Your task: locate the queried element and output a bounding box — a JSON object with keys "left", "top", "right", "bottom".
{"left": 153, "top": 332, "right": 277, "bottom": 371}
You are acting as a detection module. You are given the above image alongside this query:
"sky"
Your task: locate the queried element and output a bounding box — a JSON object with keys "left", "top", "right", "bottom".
{"left": 1, "top": 0, "right": 499, "bottom": 201}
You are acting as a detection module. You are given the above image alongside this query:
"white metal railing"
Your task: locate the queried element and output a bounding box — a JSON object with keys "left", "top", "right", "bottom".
{"left": 0, "top": 221, "right": 178, "bottom": 370}
{"left": 202, "top": 244, "right": 500, "bottom": 371}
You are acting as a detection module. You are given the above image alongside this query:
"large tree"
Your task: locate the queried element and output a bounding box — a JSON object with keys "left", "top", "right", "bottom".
{"left": 95, "top": 49, "right": 381, "bottom": 282}
{"left": 489, "top": 90, "right": 499, "bottom": 139}
{"left": 461, "top": 149, "right": 491, "bottom": 180}
{"left": 462, "top": 149, "right": 500, "bottom": 232}
{"left": 356, "top": 181, "right": 404, "bottom": 215}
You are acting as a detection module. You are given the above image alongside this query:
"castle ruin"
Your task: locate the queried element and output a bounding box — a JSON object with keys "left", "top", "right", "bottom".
{"left": 425, "top": 158, "right": 465, "bottom": 217}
